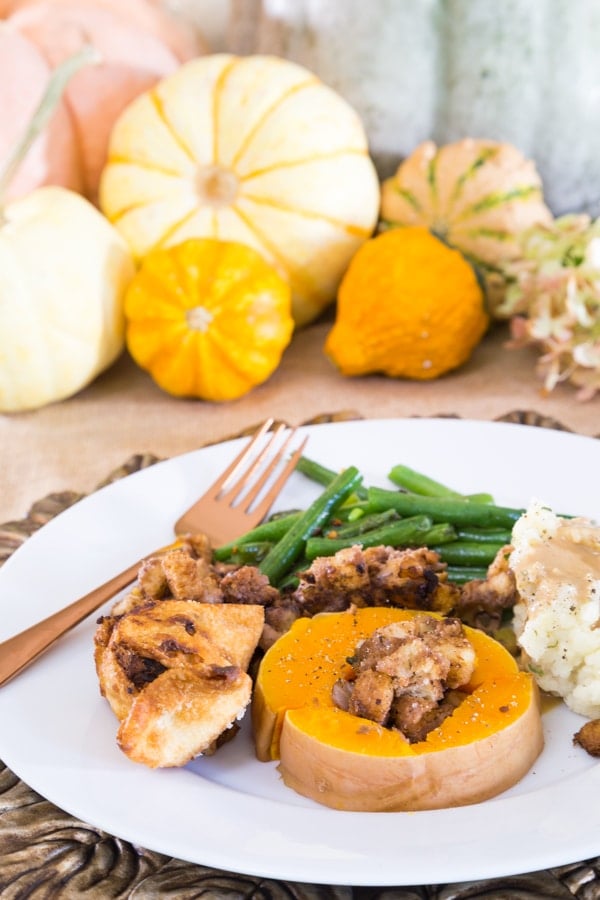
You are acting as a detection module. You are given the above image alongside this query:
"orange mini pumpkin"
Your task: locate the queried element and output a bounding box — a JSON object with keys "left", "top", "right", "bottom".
{"left": 325, "top": 226, "right": 489, "bottom": 381}
{"left": 253, "top": 607, "right": 543, "bottom": 811}
{"left": 124, "top": 237, "right": 294, "bottom": 402}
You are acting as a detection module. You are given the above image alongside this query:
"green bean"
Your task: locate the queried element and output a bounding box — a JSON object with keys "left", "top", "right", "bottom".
{"left": 296, "top": 455, "right": 368, "bottom": 500}
{"left": 213, "top": 511, "right": 301, "bottom": 561}
{"left": 267, "top": 508, "right": 302, "bottom": 521}
{"left": 367, "top": 487, "right": 524, "bottom": 528}
{"left": 387, "top": 464, "right": 464, "bottom": 498}
{"left": 430, "top": 541, "right": 505, "bottom": 567}
{"left": 304, "top": 514, "right": 433, "bottom": 561}
{"left": 344, "top": 506, "right": 366, "bottom": 522}
{"left": 295, "top": 455, "right": 339, "bottom": 487}
{"left": 223, "top": 541, "right": 274, "bottom": 565}
{"left": 334, "top": 499, "right": 381, "bottom": 521}
{"left": 387, "top": 464, "right": 494, "bottom": 504}
{"left": 327, "top": 508, "right": 400, "bottom": 538}
{"left": 419, "top": 522, "right": 458, "bottom": 545}
{"left": 259, "top": 466, "right": 363, "bottom": 584}
{"left": 446, "top": 566, "right": 489, "bottom": 584}
{"left": 457, "top": 527, "right": 512, "bottom": 544}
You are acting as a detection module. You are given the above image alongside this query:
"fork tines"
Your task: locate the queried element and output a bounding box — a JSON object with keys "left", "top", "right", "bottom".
{"left": 212, "top": 419, "right": 307, "bottom": 517}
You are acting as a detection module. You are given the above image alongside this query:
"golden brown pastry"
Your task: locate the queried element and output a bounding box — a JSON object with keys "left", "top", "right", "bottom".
{"left": 95, "top": 599, "right": 264, "bottom": 767}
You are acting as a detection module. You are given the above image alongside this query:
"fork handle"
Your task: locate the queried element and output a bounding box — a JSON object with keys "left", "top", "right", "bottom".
{"left": 0, "top": 558, "right": 143, "bottom": 687}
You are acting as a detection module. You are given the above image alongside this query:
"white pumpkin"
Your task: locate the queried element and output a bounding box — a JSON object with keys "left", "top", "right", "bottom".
{"left": 99, "top": 53, "right": 381, "bottom": 326}
{"left": 0, "top": 186, "right": 135, "bottom": 412}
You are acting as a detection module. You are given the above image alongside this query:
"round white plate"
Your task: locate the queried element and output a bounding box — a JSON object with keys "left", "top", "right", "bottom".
{"left": 0, "top": 418, "right": 598, "bottom": 887}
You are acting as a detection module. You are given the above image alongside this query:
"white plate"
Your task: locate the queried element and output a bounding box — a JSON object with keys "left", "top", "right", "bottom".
{"left": 0, "top": 418, "right": 599, "bottom": 887}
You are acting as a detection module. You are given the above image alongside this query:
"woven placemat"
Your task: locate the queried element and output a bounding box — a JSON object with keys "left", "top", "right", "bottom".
{"left": 1, "top": 411, "right": 599, "bottom": 899}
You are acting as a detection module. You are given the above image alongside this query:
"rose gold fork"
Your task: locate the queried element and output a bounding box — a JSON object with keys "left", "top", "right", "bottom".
{"left": 0, "top": 419, "right": 307, "bottom": 686}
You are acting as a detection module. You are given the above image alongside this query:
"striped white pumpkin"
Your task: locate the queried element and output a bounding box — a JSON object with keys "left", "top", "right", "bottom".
{"left": 99, "top": 53, "right": 380, "bottom": 327}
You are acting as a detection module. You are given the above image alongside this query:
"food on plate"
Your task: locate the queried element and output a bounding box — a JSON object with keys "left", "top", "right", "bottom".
{"left": 331, "top": 613, "right": 477, "bottom": 741}
{"left": 325, "top": 227, "right": 489, "bottom": 381}
{"left": 93, "top": 516, "right": 519, "bottom": 773}
{"left": 91, "top": 455, "right": 596, "bottom": 803}
{"left": 291, "top": 544, "right": 459, "bottom": 615}
{"left": 510, "top": 500, "right": 600, "bottom": 718}
{"left": 379, "top": 138, "right": 552, "bottom": 312}
{"left": 573, "top": 719, "right": 600, "bottom": 757}
{"left": 99, "top": 53, "right": 380, "bottom": 326}
{"left": 111, "top": 534, "right": 280, "bottom": 617}
{"left": 252, "top": 607, "right": 543, "bottom": 811}
{"left": 123, "top": 238, "right": 294, "bottom": 401}
{"left": 451, "top": 544, "right": 518, "bottom": 636}
{"left": 94, "top": 539, "right": 266, "bottom": 767}
{"left": 95, "top": 599, "right": 264, "bottom": 767}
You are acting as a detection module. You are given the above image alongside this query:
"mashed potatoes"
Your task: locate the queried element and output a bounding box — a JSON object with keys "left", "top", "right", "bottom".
{"left": 510, "top": 500, "right": 600, "bottom": 718}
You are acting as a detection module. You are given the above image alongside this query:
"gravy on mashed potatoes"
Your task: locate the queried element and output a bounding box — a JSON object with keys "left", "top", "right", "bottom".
{"left": 510, "top": 500, "right": 600, "bottom": 718}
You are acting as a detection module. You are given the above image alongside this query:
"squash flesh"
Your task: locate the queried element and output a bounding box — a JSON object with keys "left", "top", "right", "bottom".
{"left": 252, "top": 607, "right": 544, "bottom": 810}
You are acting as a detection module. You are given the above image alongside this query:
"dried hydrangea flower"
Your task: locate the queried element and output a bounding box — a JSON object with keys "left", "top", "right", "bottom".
{"left": 496, "top": 214, "right": 600, "bottom": 400}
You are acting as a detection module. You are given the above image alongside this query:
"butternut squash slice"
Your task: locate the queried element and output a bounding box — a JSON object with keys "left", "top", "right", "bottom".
{"left": 252, "top": 607, "right": 543, "bottom": 811}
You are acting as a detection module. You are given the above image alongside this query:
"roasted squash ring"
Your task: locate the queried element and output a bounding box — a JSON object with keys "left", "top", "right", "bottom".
{"left": 252, "top": 607, "right": 543, "bottom": 811}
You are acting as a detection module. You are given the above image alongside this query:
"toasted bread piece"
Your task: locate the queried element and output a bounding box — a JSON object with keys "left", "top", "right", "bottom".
{"left": 95, "top": 600, "right": 264, "bottom": 767}
{"left": 118, "top": 665, "right": 252, "bottom": 767}
{"left": 106, "top": 599, "right": 264, "bottom": 672}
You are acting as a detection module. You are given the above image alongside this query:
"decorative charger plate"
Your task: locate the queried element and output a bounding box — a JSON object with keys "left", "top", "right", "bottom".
{"left": 0, "top": 416, "right": 599, "bottom": 895}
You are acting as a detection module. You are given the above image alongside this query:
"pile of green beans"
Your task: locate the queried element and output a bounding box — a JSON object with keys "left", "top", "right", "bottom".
{"left": 214, "top": 456, "right": 522, "bottom": 588}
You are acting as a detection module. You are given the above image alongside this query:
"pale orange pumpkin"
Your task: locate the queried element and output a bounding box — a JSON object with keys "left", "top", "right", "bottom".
{"left": 1, "top": 0, "right": 203, "bottom": 61}
{"left": 0, "top": 22, "right": 81, "bottom": 201}
{"left": 5, "top": 0, "right": 205, "bottom": 201}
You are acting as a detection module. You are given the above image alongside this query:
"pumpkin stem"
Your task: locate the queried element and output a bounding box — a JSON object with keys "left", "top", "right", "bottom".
{"left": 0, "top": 45, "right": 101, "bottom": 211}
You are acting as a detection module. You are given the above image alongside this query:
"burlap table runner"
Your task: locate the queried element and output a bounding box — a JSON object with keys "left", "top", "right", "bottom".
{"left": 2, "top": 323, "right": 599, "bottom": 528}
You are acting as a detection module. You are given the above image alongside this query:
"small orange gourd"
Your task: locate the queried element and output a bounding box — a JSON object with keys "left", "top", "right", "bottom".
{"left": 252, "top": 607, "right": 543, "bottom": 811}
{"left": 124, "top": 237, "right": 294, "bottom": 402}
{"left": 325, "top": 226, "right": 489, "bottom": 381}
